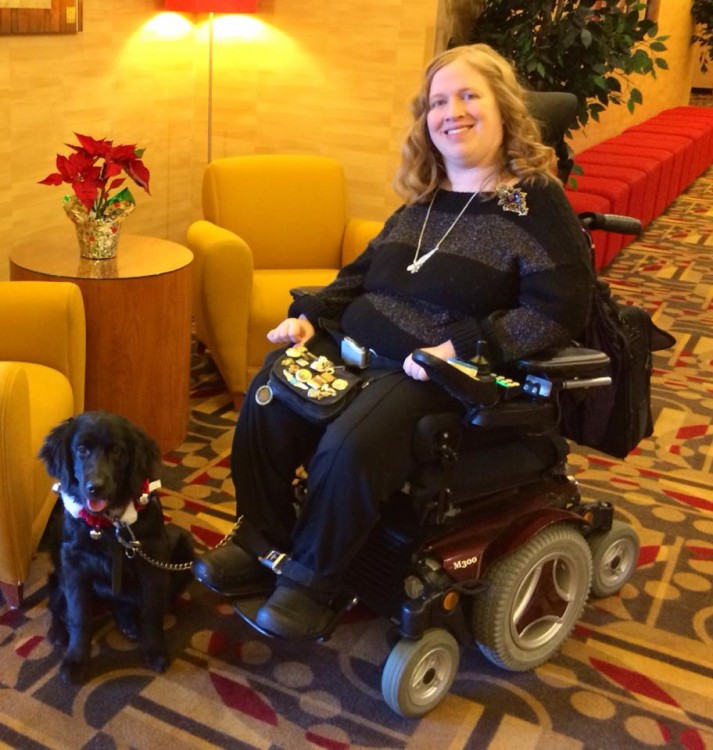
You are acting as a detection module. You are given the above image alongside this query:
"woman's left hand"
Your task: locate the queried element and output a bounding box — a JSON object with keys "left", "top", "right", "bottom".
{"left": 403, "top": 340, "right": 456, "bottom": 381}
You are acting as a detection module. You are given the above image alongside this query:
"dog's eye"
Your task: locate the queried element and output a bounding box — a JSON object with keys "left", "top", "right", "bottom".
{"left": 76, "top": 445, "right": 90, "bottom": 458}
{"left": 110, "top": 446, "right": 123, "bottom": 458}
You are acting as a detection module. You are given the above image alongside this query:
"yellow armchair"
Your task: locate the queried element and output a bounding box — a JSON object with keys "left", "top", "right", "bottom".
{"left": 186, "top": 154, "right": 383, "bottom": 402}
{"left": 0, "top": 281, "right": 86, "bottom": 608}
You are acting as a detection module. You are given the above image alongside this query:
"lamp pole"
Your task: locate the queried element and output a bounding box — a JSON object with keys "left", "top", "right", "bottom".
{"left": 207, "top": 11, "right": 214, "bottom": 163}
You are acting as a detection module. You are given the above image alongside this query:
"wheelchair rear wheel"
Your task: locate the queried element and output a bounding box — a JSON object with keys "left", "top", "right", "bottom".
{"left": 587, "top": 520, "right": 640, "bottom": 598}
{"left": 381, "top": 628, "right": 460, "bottom": 717}
{"left": 472, "top": 523, "right": 592, "bottom": 671}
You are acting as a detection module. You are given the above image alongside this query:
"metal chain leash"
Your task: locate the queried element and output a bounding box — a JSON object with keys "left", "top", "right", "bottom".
{"left": 113, "top": 515, "right": 244, "bottom": 572}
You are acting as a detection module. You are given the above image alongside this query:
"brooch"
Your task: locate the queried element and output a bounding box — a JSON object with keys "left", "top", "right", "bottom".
{"left": 497, "top": 185, "right": 528, "bottom": 216}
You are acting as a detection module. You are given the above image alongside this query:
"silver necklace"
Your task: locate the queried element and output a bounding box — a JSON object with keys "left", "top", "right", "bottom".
{"left": 407, "top": 190, "right": 479, "bottom": 274}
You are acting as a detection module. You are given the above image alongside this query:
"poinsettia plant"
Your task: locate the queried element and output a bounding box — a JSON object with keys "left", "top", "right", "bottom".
{"left": 40, "top": 133, "right": 151, "bottom": 219}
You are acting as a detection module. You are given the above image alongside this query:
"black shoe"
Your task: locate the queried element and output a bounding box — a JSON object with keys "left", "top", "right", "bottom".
{"left": 192, "top": 543, "right": 274, "bottom": 596}
{"left": 255, "top": 583, "right": 337, "bottom": 639}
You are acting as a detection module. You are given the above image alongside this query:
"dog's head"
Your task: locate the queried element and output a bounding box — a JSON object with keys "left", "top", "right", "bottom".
{"left": 39, "top": 410, "right": 161, "bottom": 518}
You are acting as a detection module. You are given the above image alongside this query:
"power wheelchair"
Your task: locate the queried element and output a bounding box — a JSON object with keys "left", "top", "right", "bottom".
{"left": 228, "top": 94, "right": 644, "bottom": 717}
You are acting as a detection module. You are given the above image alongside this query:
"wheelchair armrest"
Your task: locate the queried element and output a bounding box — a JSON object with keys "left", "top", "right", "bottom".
{"left": 518, "top": 346, "right": 611, "bottom": 397}
{"left": 518, "top": 346, "right": 610, "bottom": 374}
{"left": 290, "top": 286, "right": 325, "bottom": 299}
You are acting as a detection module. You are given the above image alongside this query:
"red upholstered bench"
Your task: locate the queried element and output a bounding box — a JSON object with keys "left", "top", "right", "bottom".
{"left": 651, "top": 112, "right": 713, "bottom": 174}
{"left": 569, "top": 106, "right": 713, "bottom": 265}
{"left": 624, "top": 125, "right": 700, "bottom": 189}
{"left": 578, "top": 142, "right": 673, "bottom": 217}
{"left": 575, "top": 148, "right": 662, "bottom": 227}
{"left": 611, "top": 132, "right": 691, "bottom": 203}
{"left": 573, "top": 161, "right": 649, "bottom": 226}
{"left": 563, "top": 189, "right": 613, "bottom": 270}
{"left": 566, "top": 175, "right": 632, "bottom": 265}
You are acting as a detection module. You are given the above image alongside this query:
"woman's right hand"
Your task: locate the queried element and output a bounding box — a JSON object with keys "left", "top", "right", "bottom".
{"left": 267, "top": 315, "right": 315, "bottom": 345}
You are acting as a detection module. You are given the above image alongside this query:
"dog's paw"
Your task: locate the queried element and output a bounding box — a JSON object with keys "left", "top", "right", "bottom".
{"left": 143, "top": 649, "right": 169, "bottom": 673}
{"left": 59, "top": 656, "right": 88, "bottom": 684}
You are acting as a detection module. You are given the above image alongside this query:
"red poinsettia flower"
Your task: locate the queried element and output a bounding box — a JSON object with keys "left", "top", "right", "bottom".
{"left": 40, "top": 133, "right": 151, "bottom": 218}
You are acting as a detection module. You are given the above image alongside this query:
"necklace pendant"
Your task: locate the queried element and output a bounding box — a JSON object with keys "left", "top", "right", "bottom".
{"left": 407, "top": 246, "right": 438, "bottom": 274}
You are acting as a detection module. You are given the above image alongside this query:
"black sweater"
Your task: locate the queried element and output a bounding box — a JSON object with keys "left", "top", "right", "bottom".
{"left": 291, "top": 179, "right": 593, "bottom": 366}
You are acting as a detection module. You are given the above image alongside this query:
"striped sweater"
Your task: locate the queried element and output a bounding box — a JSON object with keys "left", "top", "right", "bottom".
{"left": 290, "top": 179, "right": 593, "bottom": 366}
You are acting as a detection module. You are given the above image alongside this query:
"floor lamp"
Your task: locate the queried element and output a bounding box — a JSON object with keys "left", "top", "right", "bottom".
{"left": 164, "top": 0, "right": 258, "bottom": 163}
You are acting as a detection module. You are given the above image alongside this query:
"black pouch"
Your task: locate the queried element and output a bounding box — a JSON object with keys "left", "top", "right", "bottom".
{"left": 559, "top": 280, "right": 675, "bottom": 458}
{"left": 256, "top": 338, "right": 364, "bottom": 424}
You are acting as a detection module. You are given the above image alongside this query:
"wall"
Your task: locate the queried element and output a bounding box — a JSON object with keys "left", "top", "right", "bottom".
{"left": 0, "top": 0, "right": 700, "bottom": 282}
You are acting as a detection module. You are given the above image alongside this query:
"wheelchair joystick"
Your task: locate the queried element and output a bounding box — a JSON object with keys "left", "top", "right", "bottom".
{"left": 472, "top": 340, "right": 490, "bottom": 376}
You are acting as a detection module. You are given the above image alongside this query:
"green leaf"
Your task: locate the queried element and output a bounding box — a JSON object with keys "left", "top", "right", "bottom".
{"left": 581, "top": 28, "right": 593, "bottom": 48}
{"left": 630, "top": 88, "right": 643, "bottom": 104}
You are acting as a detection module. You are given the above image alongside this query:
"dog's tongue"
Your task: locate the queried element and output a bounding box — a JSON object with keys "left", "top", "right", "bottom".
{"left": 87, "top": 498, "right": 108, "bottom": 513}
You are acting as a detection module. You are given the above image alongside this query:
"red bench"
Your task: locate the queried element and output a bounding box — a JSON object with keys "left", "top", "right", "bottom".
{"left": 565, "top": 106, "right": 713, "bottom": 268}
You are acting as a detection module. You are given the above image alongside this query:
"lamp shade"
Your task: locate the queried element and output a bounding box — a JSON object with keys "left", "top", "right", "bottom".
{"left": 164, "top": 0, "right": 257, "bottom": 11}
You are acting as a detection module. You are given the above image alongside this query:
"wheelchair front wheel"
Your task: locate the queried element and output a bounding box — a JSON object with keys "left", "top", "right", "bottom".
{"left": 381, "top": 628, "right": 460, "bottom": 717}
{"left": 473, "top": 523, "right": 592, "bottom": 671}
{"left": 587, "top": 520, "right": 640, "bottom": 598}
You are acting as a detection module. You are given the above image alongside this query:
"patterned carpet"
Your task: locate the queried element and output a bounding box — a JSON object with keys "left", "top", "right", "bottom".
{"left": 2, "top": 170, "right": 712, "bottom": 750}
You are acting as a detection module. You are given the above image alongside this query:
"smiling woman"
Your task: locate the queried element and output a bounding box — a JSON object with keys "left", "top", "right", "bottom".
{"left": 0, "top": 0, "right": 82, "bottom": 33}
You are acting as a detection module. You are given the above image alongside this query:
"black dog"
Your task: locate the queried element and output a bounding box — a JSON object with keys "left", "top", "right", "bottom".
{"left": 39, "top": 410, "right": 194, "bottom": 683}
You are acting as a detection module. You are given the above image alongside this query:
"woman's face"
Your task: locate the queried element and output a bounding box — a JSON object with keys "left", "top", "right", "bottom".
{"left": 426, "top": 58, "right": 504, "bottom": 179}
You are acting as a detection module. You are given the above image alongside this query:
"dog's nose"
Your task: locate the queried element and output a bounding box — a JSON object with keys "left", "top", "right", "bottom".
{"left": 85, "top": 481, "right": 106, "bottom": 498}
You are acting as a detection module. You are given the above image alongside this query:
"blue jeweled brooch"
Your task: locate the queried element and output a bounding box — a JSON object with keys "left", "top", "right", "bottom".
{"left": 497, "top": 185, "right": 528, "bottom": 216}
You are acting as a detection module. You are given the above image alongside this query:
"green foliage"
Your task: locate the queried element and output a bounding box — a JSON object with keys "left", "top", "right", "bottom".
{"left": 462, "top": 0, "right": 669, "bottom": 130}
{"left": 692, "top": 0, "right": 713, "bottom": 72}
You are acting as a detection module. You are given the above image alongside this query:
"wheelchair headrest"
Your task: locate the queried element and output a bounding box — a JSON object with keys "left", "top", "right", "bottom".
{"left": 525, "top": 92, "right": 579, "bottom": 146}
{"left": 525, "top": 91, "right": 579, "bottom": 184}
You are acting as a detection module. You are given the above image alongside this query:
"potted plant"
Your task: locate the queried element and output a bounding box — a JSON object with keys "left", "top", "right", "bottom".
{"left": 692, "top": 0, "right": 713, "bottom": 72}
{"left": 40, "top": 133, "right": 151, "bottom": 260}
{"left": 454, "top": 0, "right": 669, "bottom": 130}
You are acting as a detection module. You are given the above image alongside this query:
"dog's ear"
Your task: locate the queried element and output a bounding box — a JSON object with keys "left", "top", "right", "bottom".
{"left": 38, "top": 417, "right": 76, "bottom": 486}
{"left": 127, "top": 422, "right": 162, "bottom": 486}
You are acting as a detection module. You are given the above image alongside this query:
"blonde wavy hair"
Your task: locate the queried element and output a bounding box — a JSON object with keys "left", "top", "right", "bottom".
{"left": 394, "top": 44, "right": 557, "bottom": 205}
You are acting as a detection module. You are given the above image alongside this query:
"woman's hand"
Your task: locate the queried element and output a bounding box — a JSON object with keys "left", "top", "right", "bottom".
{"left": 267, "top": 315, "right": 315, "bottom": 345}
{"left": 403, "top": 340, "right": 456, "bottom": 381}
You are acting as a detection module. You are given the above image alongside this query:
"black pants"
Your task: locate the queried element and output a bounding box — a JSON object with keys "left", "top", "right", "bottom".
{"left": 230, "top": 344, "right": 460, "bottom": 594}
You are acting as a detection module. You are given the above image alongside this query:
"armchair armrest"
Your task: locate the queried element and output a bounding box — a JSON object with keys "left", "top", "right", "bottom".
{"left": 185, "top": 220, "right": 254, "bottom": 395}
{"left": 0, "top": 281, "right": 86, "bottom": 414}
{"left": 0, "top": 363, "right": 33, "bottom": 572}
{"left": 341, "top": 218, "right": 384, "bottom": 266}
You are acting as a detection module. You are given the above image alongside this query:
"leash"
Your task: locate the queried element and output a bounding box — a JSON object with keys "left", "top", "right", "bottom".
{"left": 112, "top": 514, "right": 244, "bottom": 572}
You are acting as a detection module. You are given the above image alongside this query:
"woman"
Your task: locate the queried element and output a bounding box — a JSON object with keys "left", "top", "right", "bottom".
{"left": 193, "top": 44, "right": 593, "bottom": 638}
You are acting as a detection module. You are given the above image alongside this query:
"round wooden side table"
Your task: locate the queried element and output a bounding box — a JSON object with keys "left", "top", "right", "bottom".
{"left": 10, "top": 234, "right": 194, "bottom": 453}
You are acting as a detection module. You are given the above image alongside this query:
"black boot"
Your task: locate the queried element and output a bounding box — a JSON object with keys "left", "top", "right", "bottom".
{"left": 255, "top": 579, "right": 337, "bottom": 638}
{"left": 192, "top": 542, "right": 274, "bottom": 596}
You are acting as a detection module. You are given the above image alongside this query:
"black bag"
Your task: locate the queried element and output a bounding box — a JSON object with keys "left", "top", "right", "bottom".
{"left": 560, "top": 280, "right": 675, "bottom": 458}
{"left": 257, "top": 341, "right": 364, "bottom": 424}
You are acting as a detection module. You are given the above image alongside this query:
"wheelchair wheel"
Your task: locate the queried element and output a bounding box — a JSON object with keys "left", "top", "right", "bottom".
{"left": 472, "top": 523, "right": 592, "bottom": 672}
{"left": 587, "top": 520, "right": 640, "bottom": 598}
{"left": 381, "top": 628, "right": 460, "bottom": 717}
